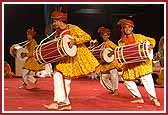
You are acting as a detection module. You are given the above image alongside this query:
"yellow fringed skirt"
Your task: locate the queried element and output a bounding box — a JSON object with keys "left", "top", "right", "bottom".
{"left": 56, "top": 44, "right": 100, "bottom": 79}
{"left": 122, "top": 60, "right": 153, "bottom": 80}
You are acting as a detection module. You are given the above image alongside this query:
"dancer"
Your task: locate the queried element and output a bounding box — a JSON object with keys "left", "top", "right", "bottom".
{"left": 117, "top": 19, "right": 160, "bottom": 106}
{"left": 97, "top": 26, "right": 120, "bottom": 95}
{"left": 19, "top": 27, "right": 45, "bottom": 89}
{"left": 43, "top": 11, "right": 99, "bottom": 110}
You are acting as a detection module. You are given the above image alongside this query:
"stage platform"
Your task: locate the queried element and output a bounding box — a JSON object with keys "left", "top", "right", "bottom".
{"left": 3, "top": 77, "right": 164, "bottom": 112}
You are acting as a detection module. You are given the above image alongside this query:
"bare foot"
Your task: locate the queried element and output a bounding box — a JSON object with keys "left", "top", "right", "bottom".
{"left": 113, "top": 89, "right": 119, "bottom": 96}
{"left": 151, "top": 98, "right": 160, "bottom": 107}
{"left": 43, "top": 103, "right": 59, "bottom": 110}
{"left": 58, "top": 104, "right": 72, "bottom": 111}
{"left": 130, "top": 98, "right": 144, "bottom": 104}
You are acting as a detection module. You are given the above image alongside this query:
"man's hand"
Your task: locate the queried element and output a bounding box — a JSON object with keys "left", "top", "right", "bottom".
{"left": 21, "top": 53, "right": 27, "bottom": 58}
{"left": 69, "top": 39, "right": 76, "bottom": 48}
{"left": 108, "top": 51, "right": 114, "bottom": 57}
{"left": 148, "top": 44, "right": 153, "bottom": 52}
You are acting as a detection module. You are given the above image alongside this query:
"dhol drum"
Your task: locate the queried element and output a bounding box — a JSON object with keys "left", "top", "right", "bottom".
{"left": 34, "top": 34, "right": 77, "bottom": 64}
{"left": 90, "top": 47, "right": 114, "bottom": 63}
{"left": 115, "top": 41, "right": 153, "bottom": 64}
{"left": 10, "top": 44, "right": 28, "bottom": 61}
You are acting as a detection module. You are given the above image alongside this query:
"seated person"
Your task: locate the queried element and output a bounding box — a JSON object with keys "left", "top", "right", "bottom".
{"left": 4, "top": 61, "right": 15, "bottom": 78}
{"left": 152, "top": 36, "right": 164, "bottom": 86}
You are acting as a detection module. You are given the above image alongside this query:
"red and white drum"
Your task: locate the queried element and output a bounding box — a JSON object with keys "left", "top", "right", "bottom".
{"left": 90, "top": 47, "right": 114, "bottom": 63}
{"left": 115, "top": 41, "right": 153, "bottom": 64}
{"left": 34, "top": 34, "right": 77, "bottom": 64}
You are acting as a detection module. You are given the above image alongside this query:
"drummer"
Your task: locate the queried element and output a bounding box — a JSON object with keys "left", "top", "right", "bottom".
{"left": 19, "top": 27, "right": 45, "bottom": 89}
{"left": 97, "top": 26, "right": 121, "bottom": 96}
{"left": 117, "top": 19, "right": 160, "bottom": 106}
{"left": 43, "top": 11, "right": 99, "bottom": 110}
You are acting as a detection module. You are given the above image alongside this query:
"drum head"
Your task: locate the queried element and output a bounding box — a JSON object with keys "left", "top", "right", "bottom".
{"left": 102, "top": 48, "right": 114, "bottom": 63}
{"left": 145, "top": 41, "right": 153, "bottom": 60}
{"left": 62, "top": 35, "right": 77, "bottom": 57}
{"left": 10, "top": 44, "right": 22, "bottom": 57}
{"left": 16, "top": 48, "right": 28, "bottom": 61}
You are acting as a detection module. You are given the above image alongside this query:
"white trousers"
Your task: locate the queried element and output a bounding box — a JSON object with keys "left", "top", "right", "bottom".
{"left": 53, "top": 72, "right": 71, "bottom": 105}
{"left": 110, "top": 69, "right": 119, "bottom": 91}
{"left": 124, "top": 74, "right": 157, "bottom": 100}
{"left": 101, "top": 69, "right": 119, "bottom": 92}
{"left": 21, "top": 69, "right": 36, "bottom": 84}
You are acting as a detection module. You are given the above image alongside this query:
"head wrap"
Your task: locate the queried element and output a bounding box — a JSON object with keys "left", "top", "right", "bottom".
{"left": 27, "top": 27, "right": 36, "bottom": 37}
{"left": 117, "top": 19, "right": 134, "bottom": 28}
{"left": 97, "top": 27, "right": 111, "bottom": 35}
{"left": 51, "top": 11, "right": 67, "bottom": 22}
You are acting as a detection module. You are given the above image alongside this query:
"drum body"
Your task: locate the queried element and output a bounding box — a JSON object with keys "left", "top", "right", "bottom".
{"left": 34, "top": 35, "right": 77, "bottom": 64}
{"left": 10, "top": 44, "right": 28, "bottom": 61}
{"left": 115, "top": 41, "right": 153, "bottom": 64}
{"left": 91, "top": 47, "right": 114, "bottom": 63}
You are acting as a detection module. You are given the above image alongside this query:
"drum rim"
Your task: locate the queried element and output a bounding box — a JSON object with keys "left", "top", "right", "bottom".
{"left": 102, "top": 48, "right": 114, "bottom": 63}
{"left": 16, "top": 47, "right": 28, "bottom": 61}
{"left": 145, "top": 41, "right": 153, "bottom": 60}
{"left": 62, "top": 34, "right": 77, "bottom": 57}
{"left": 10, "top": 44, "right": 23, "bottom": 57}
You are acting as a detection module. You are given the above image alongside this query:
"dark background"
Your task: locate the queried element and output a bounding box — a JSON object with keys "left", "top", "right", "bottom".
{"left": 4, "top": 4, "right": 164, "bottom": 71}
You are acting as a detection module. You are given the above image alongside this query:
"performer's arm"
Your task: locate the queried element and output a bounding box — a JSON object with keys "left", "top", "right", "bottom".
{"left": 26, "top": 40, "right": 37, "bottom": 57}
{"left": 118, "top": 39, "right": 125, "bottom": 47}
{"left": 146, "top": 37, "right": 156, "bottom": 49}
{"left": 108, "top": 40, "right": 117, "bottom": 49}
{"left": 140, "top": 34, "right": 156, "bottom": 48}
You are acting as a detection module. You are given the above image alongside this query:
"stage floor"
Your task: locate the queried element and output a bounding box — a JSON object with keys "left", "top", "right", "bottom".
{"left": 3, "top": 77, "right": 164, "bottom": 112}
